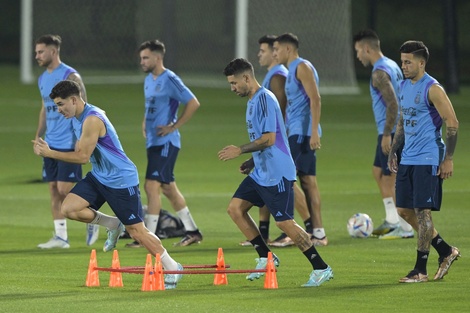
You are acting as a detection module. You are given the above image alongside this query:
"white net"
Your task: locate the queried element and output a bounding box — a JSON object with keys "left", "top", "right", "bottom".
{"left": 27, "top": 0, "right": 357, "bottom": 93}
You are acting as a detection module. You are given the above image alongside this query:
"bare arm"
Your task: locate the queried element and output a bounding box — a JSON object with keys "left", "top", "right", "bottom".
{"left": 388, "top": 111, "right": 405, "bottom": 173}
{"left": 34, "top": 102, "right": 47, "bottom": 140}
{"left": 67, "top": 72, "right": 87, "bottom": 102}
{"left": 371, "top": 69, "right": 399, "bottom": 154}
{"left": 428, "top": 84, "right": 459, "bottom": 179}
{"left": 33, "top": 115, "right": 103, "bottom": 164}
{"left": 297, "top": 62, "right": 321, "bottom": 150}
{"left": 157, "top": 97, "right": 200, "bottom": 136}
{"left": 270, "top": 75, "right": 287, "bottom": 118}
{"left": 218, "top": 132, "right": 275, "bottom": 161}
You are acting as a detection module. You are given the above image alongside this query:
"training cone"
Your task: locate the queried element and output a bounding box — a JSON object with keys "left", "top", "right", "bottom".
{"left": 153, "top": 253, "right": 165, "bottom": 290}
{"left": 141, "top": 254, "right": 157, "bottom": 291}
{"left": 213, "top": 247, "right": 228, "bottom": 285}
{"left": 85, "top": 249, "right": 100, "bottom": 287}
{"left": 109, "top": 250, "right": 123, "bottom": 287}
{"left": 264, "top": 252, "right": 278, "bottom": 289}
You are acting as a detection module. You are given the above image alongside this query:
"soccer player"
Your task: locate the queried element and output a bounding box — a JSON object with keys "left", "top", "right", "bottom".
{"left": 353, "top": 29, "right": 414, "bottom": 239}
{"left": 272, "top": 33, "right": 328, "bottom": 246}
{"left": 389, "top": 40, "right": 460, "bottom": 283}
{"left": 239, "top": 35, "right": 313, "bottom": 248}
{"left": 32, "top": 80, "right": 183, "bottom": 289}
{"left": 34, "top": 34, "right": 99, "bottom": 249}
{"left": 126, "top": 39, "right": 202, "bottom": 248}
{"left": 219, "top": 58, "right": 333, "bottom": 287}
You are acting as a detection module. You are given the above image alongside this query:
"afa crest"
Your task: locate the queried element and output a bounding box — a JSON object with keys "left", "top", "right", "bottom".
{"left": 414, "top": 93, "right": 420, "bottom": 104}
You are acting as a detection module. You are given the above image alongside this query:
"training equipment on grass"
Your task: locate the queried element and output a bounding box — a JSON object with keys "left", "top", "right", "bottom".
{"left": 85, "top": 248, "right": 278, "bottom": 290}
{"left": 347, "top": 213, "right": 373, "bottom": 238}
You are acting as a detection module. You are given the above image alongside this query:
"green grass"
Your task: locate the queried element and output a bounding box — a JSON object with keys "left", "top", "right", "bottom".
{"left": 0, "top": 65, "right": 469, "bottom": 312}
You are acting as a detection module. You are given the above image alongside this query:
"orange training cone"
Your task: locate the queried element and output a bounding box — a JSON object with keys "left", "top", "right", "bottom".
{"left": 213, "top": 247, "right": 228, "bottom": 285}
{"left": 264, "top": 252, "right": 278, "bottom": 289}
{"left": 153, "top": 253, "right": 165, "bottom": 290}
{"left": 109, "top": 250, "right": 123, "bottom": 287}
{"left": 142, "top": 254, "right": 156, "bottom": 291}
{"left": 85, "top": 249, "right": 100, "bottom": 287}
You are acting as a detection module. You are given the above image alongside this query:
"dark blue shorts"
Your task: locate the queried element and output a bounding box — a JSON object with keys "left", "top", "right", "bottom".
{"left": 42, "top": 149, "right": 82, "bottom": 182}
{"left": 70, "top": 172, "right": 144, "bottom": 225}
{"left": 373, "top": 134, "right": 401, "bottom": 175}
{"left": 145, "top": 143, "right": 179, "bottom": 183}
{"left": 233, "top": 176, "right": 294, "bottom": 222}
{"left": 395, "top": 165, "right": 442, "bottom": 211}
{"left": 289, "top": 135, "right": 316, "bottom": 176}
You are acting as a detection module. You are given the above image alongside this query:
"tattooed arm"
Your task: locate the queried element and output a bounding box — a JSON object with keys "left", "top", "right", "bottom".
{"left": 388, "top": 111, "right": 404, "bottom": 173}
{"left": 218, "top": 132, "right": 275, "bottom": 161}
{"left": 371, "top": 69, "right": 399, "bottom": 155}
{"left": 428, "top": 84, "right": 459, "bottom": 179}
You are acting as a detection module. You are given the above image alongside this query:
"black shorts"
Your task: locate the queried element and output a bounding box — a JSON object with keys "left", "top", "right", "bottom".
{"left": 395, "top": 165, "right": 442, "bottom": 211}
{"left": 373, "top": 134, "right": 401, "bottom": 175}
{"left": 289, "top": 135, "right": 316, "bottom": 176}
{"left": 233, "top": 176, "right": 294, "bottom": 222}
{"left": 70, "top": 172, "right": 144, "bottom": 225}
{"left": 145, "top": 143, "right": 179, "bottom": 183}
{"left": 43, "top": 149, "right": 82, "bottom": 182}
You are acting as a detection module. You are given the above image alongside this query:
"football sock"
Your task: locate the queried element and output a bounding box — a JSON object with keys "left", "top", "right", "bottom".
{"left": 303, "top": 245, "right": 327, "bottom": 269}
{"left": 161, "top": 249, "right": 178, "bottom": 270}
{"left": 304, "top": 218, "right": 313, "bottom": 234}
{"left": 259, "top": 221, "right": 270, "bottom": 241}
{"left": 54, "top": 219, "right": 67, "bottom": 240}
{"left": 312, "top": 228, "right": 326, "bottom": 239}
{"left": 250, "top": 235, "right": 270, "bottom": 258}
{"left": 176, "top": 207, "right": 198, "bottom": 232}
{"left": 383, "top": 197, "right": 399, "bottom": 224}
{"left": 145, "top": 214, "right": 159, "bottom": 233}
{"left": 431, "top": 234, "right": 452, "bottom": 258}
{"left": 414, "top": 250, "right": 429, "bottom": 274}
{"left": 90, "top": 210, "right": 121, "bottom": 229}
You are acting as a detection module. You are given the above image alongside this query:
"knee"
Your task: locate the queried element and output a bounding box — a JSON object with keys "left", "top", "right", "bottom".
{"left": 227, "top": 204, "right": 242, "bottom": 220}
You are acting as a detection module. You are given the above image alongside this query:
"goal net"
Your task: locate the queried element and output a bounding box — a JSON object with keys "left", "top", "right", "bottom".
{"left": 21, "top": 0, "right": 358, "bottom": 94}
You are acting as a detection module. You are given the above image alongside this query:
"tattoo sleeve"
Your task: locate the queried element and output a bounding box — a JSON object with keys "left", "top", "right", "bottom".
{"left": 372, "top": 70, "right": 398, "bottom": 136}
{"left": 239, "top": 136, "right": 271, "bottom": 154}
{"left": 390, "top": 114, "right": 404, "bottom": 154}
{"left": 445, "top": 127, "right": 458, "bottom": 160}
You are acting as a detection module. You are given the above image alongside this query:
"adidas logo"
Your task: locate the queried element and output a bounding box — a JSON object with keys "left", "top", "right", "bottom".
{"left": 310, "top": 254, "right": 317, "bottom": 260}
{"left": 437, "top": 238, "right": 443, "bottom": 244}
{"left": 422, "top": 255, "right": 428, "bottom": 259}
{"left": 68, "top": 173, "right": 75, "bottom": 178}
{"left": 275, "top": 211, "right": 283, "bottom": 217}
{"left": 427, "top": 197, "right": 432, "bottom": 203}
{"left": 253, "top": 244, "right": 259, "bottom": 249}
{"left": 152, "top": 171, "right": 159, "bottom": 177}
{"left": 129, "top": 214, "right": 136, "bottom": 220}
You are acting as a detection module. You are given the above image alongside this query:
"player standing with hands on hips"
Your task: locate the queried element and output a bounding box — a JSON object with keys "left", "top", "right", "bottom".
{"left": 388, "top": 40, "right": 460, "bottom": 283}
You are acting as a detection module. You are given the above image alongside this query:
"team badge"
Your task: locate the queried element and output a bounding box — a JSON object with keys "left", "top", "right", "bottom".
{"left": 414, "top": 93, "right": 420, "bottom": 104}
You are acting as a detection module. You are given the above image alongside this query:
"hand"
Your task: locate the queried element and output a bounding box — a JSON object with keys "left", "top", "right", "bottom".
{"left": 239, "top": 158, "right": 254, "bottom": 174}
{"left": 218, "top": 145, "right": 241, "bottom": 161}
{"left": 438, "top": 159, "right": 453, "bottom": 179}
{"left": 156, "top": 124, "right": 176, "bottom": 137}
{"left": 309, "top": 134, "right": 321, "bottom": 150}
{"left": 31, "top": 137, "right": 51, "bottom": 157}
{"left": 381, "top": 135, "right": 392, "bottom": 155}
{"left": 388, "top": 153, "right": 398, "bottom": 173}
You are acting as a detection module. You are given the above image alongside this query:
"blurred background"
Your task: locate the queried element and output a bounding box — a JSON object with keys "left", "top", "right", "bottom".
{"left": 1, "top": 0, "right": 469, "bottom": 93}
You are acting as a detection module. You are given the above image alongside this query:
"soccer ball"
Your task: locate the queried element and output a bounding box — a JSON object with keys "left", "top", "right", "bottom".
{"left": 347, "top": 213, "right": 373, "bottom": 238}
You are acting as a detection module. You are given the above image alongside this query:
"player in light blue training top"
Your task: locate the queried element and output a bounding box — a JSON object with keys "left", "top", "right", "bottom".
{"left": 273, "top": 33, "right": 328, "bottom": 246}
{"left": 32, "top": 80, "right": 184, "bottom": 289}
{"left": 388, "top": 40, "right": 460, "bottom": 283}
{"left": 353, "top": 29, "right": 414, "bottom": 239}
{"left": 219, "top": 58, "right": 333, "bottom": 287}
{"left": 237, "top": 35, "right": 312, "bottom": 248}
{"left": 132, "top": 40, "right": 202, "bottom": 248}
{"left": 34, "top": 34, "right": 99, "bottom": 249}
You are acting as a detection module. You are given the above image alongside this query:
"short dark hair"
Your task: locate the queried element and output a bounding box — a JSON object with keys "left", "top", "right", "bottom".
{"left": 223, "top": 58, "right": 254, "bottom": 77}
{"left": 275, "top": 33, "right": 299, "bottom": 49}
{"left": 399, "top": 40, "right": 429, "bottom": 62}
{"left": 35, "top": 34, "right": 62, "bottom": 49}
{"left": 50, "top": 80, "right": 80, "bottom": 100}
{"left": 139, "top": 40, "right": 166, "bottom": 54}
{"left": 258, "top": 35, "right": 277, "bottom": 48}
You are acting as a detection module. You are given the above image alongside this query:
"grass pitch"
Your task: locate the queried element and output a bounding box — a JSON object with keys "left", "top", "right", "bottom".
{"left": 0, "top": 65, "right": 468, "bottom": 312}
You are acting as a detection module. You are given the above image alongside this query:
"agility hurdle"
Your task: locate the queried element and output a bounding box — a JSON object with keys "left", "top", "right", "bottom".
{"left": 85, "top": 248, "right": 278, "bottom": 290}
